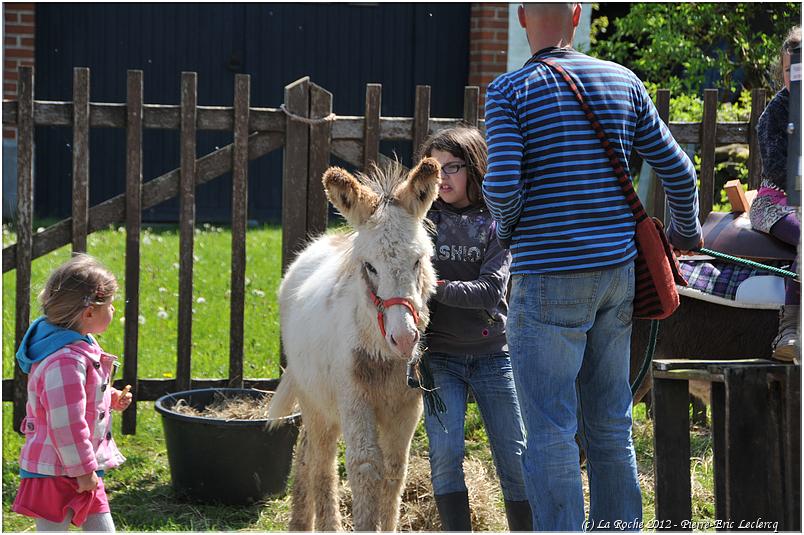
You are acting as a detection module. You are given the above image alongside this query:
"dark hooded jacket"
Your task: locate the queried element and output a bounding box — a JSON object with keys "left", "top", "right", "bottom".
{"left": 425, "top": 200, "right": 511, "bottom": 356}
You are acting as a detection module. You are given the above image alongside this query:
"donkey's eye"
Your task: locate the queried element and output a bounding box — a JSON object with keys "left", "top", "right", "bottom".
{"left": 365, "top": 262, "right": 377, "bottom": 275}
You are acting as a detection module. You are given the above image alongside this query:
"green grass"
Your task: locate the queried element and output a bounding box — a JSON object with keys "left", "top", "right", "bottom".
{"left": 2, "top": 224, "right": 716, "bottom": 531}
{"left": 3, "top": 223, "right": 284, "bottom": 380}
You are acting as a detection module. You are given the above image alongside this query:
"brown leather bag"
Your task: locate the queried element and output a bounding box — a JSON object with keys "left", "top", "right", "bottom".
{"left": 535, "top": 56, "right": 687, "bottom": 319}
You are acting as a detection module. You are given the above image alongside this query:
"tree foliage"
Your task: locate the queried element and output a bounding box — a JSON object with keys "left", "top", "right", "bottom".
{"left": 589, "top": 3, "right": 801, "bottom": 99}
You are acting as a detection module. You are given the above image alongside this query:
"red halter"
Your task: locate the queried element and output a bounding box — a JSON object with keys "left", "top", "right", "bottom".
{"left": 362, "top": 268, "right": 420, "bottom": 337}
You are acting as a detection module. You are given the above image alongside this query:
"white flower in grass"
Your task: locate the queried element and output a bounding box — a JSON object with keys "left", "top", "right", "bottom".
{"left": 197, "top": 297, "right": 206, "bottom": 304}
{"left": 138, "top": 315, "right": 146, "bottom": 325}
{"left": 172, "top": 262, "right": 180, "bottom": 270}
{"left": 119, "top": 316, "right": 126, "bottom": 325}
{"left": 252, "top": 289, "right": 266, "bottom": 298}
{"left": 143, "top": 235, "right": 152, "bottom": 245}
{"left": 157, "top": 308, "right": 168, "bottom": 320}
{"left": 117, "top": 226, "right": 125, "bottom": 233}
{"left": 157, "top": 236, "right": 164, "bottom": 243}
{"left": 193, "top": 254, "right": 200, "bottom": 262}
{"left": 203, "top": 223, "right": 211, "bottom": 230}
{"left": 245, "top": 277, "right": 252, "bottom": 286}
{"left": 158, "top": 287, "right": 167, "bottom": 293}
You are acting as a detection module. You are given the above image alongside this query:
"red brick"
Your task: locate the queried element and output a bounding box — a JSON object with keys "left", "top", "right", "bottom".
{"left": 6, "top": 3, "right": 35, "bottom": 10}
{"left": 5, "top": 48, "right": 33, "bottom": 58}
{"left": 5, "top": 24, "right": 34, "bottom": 35}
{"left": 20, "top": 37, "right": 34, "bottom": 47}
{"left": 5, "top": 69, "right": 19, "bottom": 80}
{"left": 472, "top": 31, "right": 495, "bottom": 41}
{"left": 4, "top": 82, "right": 17, "bottom": 92}
{"left": 5, "top": 36, "right": 19, "bottom": 46}
{"left": 4, "top": 11, "right": 19, "bottom": 22}
{"left": 474, "top": 41, "right": 506, "bottom": 52}
{"left": 477, "top": 20, "right": 507, "bottom": 29}
{"left": 20, "top": 13, "right": 34, "bottom": 23}
{"left": 4, "top": 59, "right": 19, "bottom": 69}
{"left": 4, "top": 129, "right": 18, "bottom": 140}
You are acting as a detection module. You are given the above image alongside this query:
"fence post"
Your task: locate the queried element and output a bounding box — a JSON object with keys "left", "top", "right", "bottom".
{"left": 176, "top": 72, "right": 197, "bottom": 392}
{"left": 412, "top": 85, "right": 431, "bottom": 159}
{"left": 307, "top": 83, "right": 332, "bottom": 237}
{"left": 281, "top": 77, "right": 310, "bottom": 275}
{"left": 72, "top": 67, "right": 90, "bottom": 253}
{"left": 281, "top": 77, "right": 310, "bottom": 372}
{"left": 123, "top": 70, "right": 143, "bottom": 434}
{"left": 229, "top": 73, "right": 250, "bottom": 389}
{"left": 363, "top": 84, "right": 381, "bottom": 170}
{"left": 13, "top": 66, "right": 34, "bottom": 432}
{"left": 747, "top": 88, "right": 767, "bottom": 190}
{"left": 698, "top": 89, "right": 718, "bottom": 223}
{"left": 463, "top": 86, "right": 479, "bottom": 127}
{"left": 650, "top": 89, "right": 671, "bottom": 221}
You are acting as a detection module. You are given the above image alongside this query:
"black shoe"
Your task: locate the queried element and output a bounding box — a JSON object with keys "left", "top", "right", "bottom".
{"left": 504, "top": 500, "right": 533, "bottom": 532}
{"left": 434, "top": 491, "right": 472, "bottom": 532}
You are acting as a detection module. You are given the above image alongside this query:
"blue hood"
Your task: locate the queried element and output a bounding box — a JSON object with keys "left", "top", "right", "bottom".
{"left": 15, "top": 317, "right": 94, "bottom": 374}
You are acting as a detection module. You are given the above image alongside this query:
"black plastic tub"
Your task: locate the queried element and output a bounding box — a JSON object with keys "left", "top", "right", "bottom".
{"left": 155, "top": 388, "right": 300, "bottom": 505}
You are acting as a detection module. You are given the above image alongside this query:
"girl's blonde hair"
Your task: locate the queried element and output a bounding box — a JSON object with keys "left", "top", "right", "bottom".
{"left": 39, "top": 254, "right": 118, "bottom": 330}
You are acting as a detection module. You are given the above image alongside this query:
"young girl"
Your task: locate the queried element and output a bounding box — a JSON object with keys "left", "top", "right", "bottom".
{"left": 419, "top": 126, "right": 531, "bottom": 531}
{"left": 12, "top": 254, "right": 132, "bottom": 532}
{"left": 749, "top": 25, "right": 801, "bottom": 362}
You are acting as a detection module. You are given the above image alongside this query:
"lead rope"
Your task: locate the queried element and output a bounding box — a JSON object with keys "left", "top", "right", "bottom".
{"left": 408, "top": 352, "right": 448, "bottom": 432}
{"left": 695, "top": 247, "right": 799, "bottom": 280}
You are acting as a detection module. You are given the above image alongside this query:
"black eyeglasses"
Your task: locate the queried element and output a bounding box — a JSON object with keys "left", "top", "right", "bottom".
{"left": 441, "top": 162, "right": 467, "bottom": 175}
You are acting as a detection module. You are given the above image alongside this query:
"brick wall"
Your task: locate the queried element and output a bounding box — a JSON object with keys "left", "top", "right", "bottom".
{"left": 3, "top": 3, "right": 35, "bottom": 140}
{"left": 468, "top": 3, "right": 509, "bottom": 112}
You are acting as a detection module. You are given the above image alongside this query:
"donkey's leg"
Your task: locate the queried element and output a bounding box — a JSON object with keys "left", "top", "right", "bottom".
{"left": 309, "top": 419, "right": 342, "bottom": 532}
{"left": 340, "top": 394, "right": 383, "bottom": 531}
{"left": 289, "top": 427, "right": 315, "bottom": 531}
{"left": 377, "top": 395, "right": 422, "bottom": 532}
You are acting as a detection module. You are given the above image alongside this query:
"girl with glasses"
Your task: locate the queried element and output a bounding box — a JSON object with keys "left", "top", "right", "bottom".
{"left": 419, "top": 126, "right": 531, "bottom": 531}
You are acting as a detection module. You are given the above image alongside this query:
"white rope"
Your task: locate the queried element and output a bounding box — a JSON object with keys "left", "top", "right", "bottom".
{"left": 279, "top": 104, "right": 336, "bottom": 125}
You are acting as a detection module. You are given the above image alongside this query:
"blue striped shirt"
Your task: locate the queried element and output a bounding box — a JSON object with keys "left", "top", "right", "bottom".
{"left": 483, "top": 47, "right": 702, "bottom": 274}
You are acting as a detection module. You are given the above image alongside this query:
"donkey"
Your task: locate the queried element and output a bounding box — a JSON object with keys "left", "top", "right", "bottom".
{"left": 268, "top": 158, "right": 441, "bottom": 531}
{"left": 630, "top": 295, "right": 779, "bottom": 403}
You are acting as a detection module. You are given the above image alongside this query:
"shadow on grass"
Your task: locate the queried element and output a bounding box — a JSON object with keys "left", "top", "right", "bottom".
{"left": 111, "top": 479, "right": 283, "bottom": 531}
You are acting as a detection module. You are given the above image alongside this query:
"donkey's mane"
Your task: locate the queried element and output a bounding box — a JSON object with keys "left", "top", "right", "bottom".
{"left": 355, "top": 159, "right": 408, "bottom": 203}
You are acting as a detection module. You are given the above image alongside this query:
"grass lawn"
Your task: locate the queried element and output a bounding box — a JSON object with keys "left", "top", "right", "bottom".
{"left": 2, "top": 224, "right": 716, "bottom": 531}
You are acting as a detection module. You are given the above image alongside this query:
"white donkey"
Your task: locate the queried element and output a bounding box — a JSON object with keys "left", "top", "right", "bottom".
{"left": 268, "top": 158, "right": 441, "bottom": 531}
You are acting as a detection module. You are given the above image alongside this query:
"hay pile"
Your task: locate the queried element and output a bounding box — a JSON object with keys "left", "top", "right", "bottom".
{"left": 170, "top": 393, "right": 509, "bottom": 531}
{"left": 170, "top": 391, "right": 273, "bottom": 420}
{"left": 285, "top": 451, "right": 508, "bottom": 532}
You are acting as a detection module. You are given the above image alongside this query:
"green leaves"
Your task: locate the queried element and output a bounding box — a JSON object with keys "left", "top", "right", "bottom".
{"left": 589, "top": 3, "right": 801, "bottom": 99}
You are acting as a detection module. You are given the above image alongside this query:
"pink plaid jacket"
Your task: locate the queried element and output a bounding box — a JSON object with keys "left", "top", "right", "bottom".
{"left": 18, "top": 340, "right": 126, "bottom": 477}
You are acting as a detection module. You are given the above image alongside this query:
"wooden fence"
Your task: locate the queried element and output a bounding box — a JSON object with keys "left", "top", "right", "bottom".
{"left": 2, "top": 66, "right": 768, "bottom": 434}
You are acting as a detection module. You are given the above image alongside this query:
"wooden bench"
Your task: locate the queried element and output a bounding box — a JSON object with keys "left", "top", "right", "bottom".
{"left": 652, "top": 359, "right": 800, "bottom": 531}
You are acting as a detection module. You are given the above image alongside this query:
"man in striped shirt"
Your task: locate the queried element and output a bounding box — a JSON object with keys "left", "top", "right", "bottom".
{"left": 482, "top": 3, "right": 702, "bottom": 531}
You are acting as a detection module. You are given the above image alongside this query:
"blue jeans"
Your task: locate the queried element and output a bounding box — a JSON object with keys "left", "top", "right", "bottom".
{"left": 423, "top": 352, "right": 528, "bottom": 502}
{"left": 507, "top": 262, "right": 642, "bottom": 531}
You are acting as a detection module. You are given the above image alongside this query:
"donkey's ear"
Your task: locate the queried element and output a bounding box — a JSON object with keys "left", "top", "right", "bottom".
{"left": 323, "top": 167, "right": 380, "bottom": 227}
{"left": 394, "top": 157, "right": 441, "bottom": 220}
